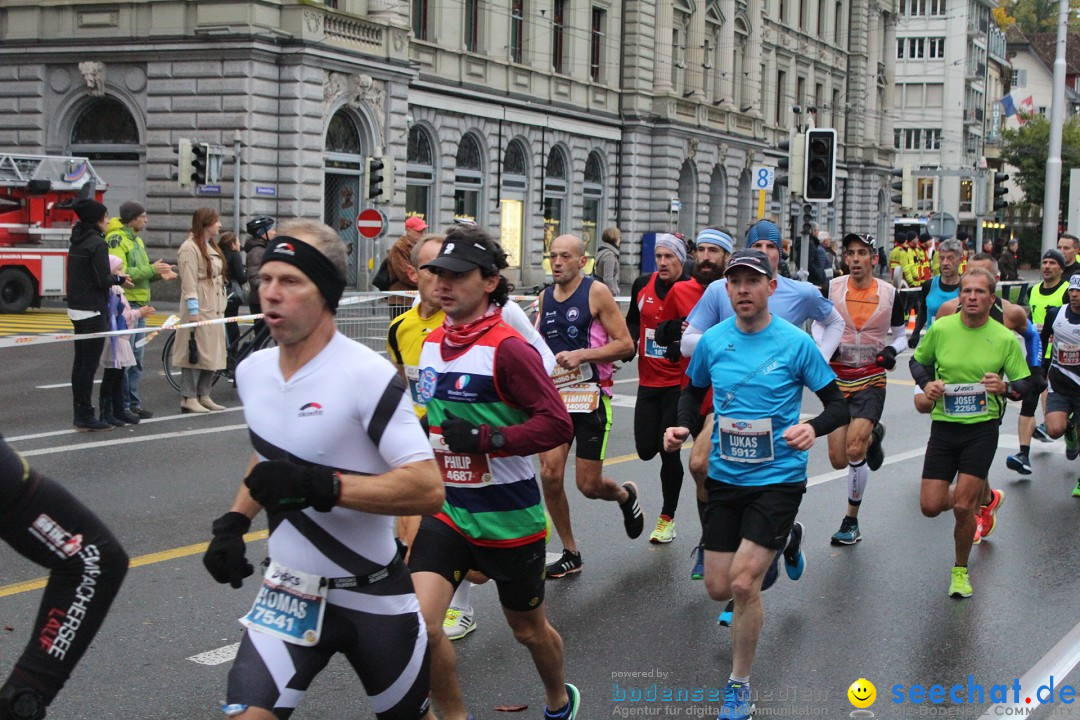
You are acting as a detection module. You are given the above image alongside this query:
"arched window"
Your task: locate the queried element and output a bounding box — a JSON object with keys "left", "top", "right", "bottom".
{"left": 734, "top": 17, "right": 751, "bottom": 110}
{"left": 543, "top": 147, "right": 569, "bottom": 255}
{"left": 69, "top": 98, "right": 139, "bottom": 160}
{"left": 323, "top": 109, "right": 365, "bottom": 287}
{"left": 705, "top": 2, "right": 725, "bottom": 103}
{"left": 454, "top": 134, "right": 484, "bottom": 223}
{"left": 500, "top": 140, "right": 530, "bottom": 268}
{"left": 406, "top": 125, "right": 436, "bottom": 223}
{"left": 583, "top": 152, "right": 605, "bottom": 257}
{"left": 677, "top": 159, "right": 697, "bottom": 238}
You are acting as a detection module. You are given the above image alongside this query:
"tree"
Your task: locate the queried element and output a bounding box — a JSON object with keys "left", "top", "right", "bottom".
{"left": 1002, "top": 0, "right": 1080, "bottom": 34}
{"left": 993, "top": 0, "right": 1017, "bottom": 30}
{"left": 1000, "top": 114, "right": 1080, "bottom": 207}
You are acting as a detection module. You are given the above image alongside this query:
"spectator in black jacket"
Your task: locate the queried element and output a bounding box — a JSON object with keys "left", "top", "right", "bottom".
{"left": 999, "top": 238, "right": 1020, "bottom": 281}
{"left": 66, "top": 199, "right": 130, "bottom": 431}
{"left": 218, "top": 232, "right": 246, "bottom": 351}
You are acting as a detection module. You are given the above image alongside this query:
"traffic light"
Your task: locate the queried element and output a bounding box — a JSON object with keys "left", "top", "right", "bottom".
{"left": 801, "top": 203, "right": 814, "bottom": 235}
{"left": 991, "top": 171, "right": 1009, "bottom": 211}
{"left": 191, "top": 142, "right": 209, "bottom": 186}
{"left": 803, "top": 128, "right": 837, "bottom": 202}
{"left": 175, "top": 138, "right": 193, "bottom": 188}
{"left": 891, "top": 165, "right": 914, "bottom": 210}
{"left": 367, "top": 156, "right": 386, "bottom": 201}
{"left": 777, "top": 133, "right": 805, "bottom": 195}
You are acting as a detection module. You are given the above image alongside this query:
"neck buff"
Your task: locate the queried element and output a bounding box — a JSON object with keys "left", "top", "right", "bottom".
{"left": 261, "top": 236, "right": 346, "bottom": 312}
{"left": 442, "top": 303, "right": 503, "bottom": 350}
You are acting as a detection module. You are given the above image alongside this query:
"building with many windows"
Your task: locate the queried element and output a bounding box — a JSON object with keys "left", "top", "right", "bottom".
{"left": 0, "top": 0, "right": 896, "bottom": 288}
{"left": 893, "top": 0, "right": 1005, "bottom": 232}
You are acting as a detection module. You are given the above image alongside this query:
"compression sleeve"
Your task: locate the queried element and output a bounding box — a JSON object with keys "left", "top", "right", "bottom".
{"left": 816, "top": 307, "right": 845, "bottom": 360}
{"left": 677, "top": 383, "right": 710, "bottom": 430}
{"left": 681, "top": 324, "right": 703, "bottom": 357}
{"left": 1040, "top": 307, "right": 1059, "bottom": 361}
{"left": 889, "top": 326, "right": 909, "bottom": 354}
{"left": 806, "top": 381, "right": 849, "bottom": 437}
{"left": 1023, "top": 319, "right": 1043, "bottom": 367}
{"left": 909, "top": 356, "right": 936, "bottom": 390}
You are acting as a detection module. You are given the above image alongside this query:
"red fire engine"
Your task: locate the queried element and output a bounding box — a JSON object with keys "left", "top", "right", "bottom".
{"left": 0, "top": 153, "right": 107, "bottom": 313}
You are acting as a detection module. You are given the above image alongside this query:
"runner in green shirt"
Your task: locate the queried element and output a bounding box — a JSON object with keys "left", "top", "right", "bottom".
{"left": 910, "top": 267, "right": 1032, "bottom": 599}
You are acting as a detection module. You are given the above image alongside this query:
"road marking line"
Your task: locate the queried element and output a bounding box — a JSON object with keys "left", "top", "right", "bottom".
{"left": 977, "top": 620, "right": 1080, "bottom": 718}
{"left": 0, "top": 530, "right": 269, "bottom": 598}
{"left": 6, "top": 407, "right": 245, "bottom": 443}
{"left": 18, "top": 424, "right": 250, "bottom": 457}
{"left": 188, "top": 642, "right": 241, "bottom": 666}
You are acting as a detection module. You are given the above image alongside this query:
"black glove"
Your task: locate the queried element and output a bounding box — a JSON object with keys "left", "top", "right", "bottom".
{"left": 203, "top": 511, "right": 254, "bottom": 589}
{"left": 244, "top": 460, "right": 340, "bottom": 513}
{"left": 441, "top": 411, "right": 484, "bottom": 453}
{"left": 876, "top": 346, "right": 898, "bottom": 370}
{"left": 663, "top": 340, "right": 682, "bottom": 363}
{"left": 907, "top": 334, "right": 920, "bottom": 350}
{"left": 1029, "top": 365, "right": 1048, "bottom": 395}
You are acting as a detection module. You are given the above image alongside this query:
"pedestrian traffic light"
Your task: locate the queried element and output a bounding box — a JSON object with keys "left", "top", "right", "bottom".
{"left": 777, "top": 133, "right": 804, "bottom": 195}
{"left": 367, "top": 156, "right": 386, "bottom": 201}
{"left": 191, "top": 142, "right": 209, "bottom": 187}
{"left": 991, "top": 171, "right": 1009, "bottom": 211}
{"left": 803, "top": 128, "right": 837, "bottom": 202}
{"left": 891, "top": 165, "right": 914, "bottom": 210}
{"left": 174, "top": 138, "right": 193, "bottom": 188}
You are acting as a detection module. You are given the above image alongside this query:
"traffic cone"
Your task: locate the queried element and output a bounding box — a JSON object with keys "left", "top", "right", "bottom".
{"left": 907, "top": 309, "right": 916, "bottom": 332}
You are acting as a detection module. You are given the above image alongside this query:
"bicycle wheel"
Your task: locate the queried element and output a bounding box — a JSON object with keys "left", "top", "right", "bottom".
{"left": 161, "top": 333, "right": 181, "bottom": 391}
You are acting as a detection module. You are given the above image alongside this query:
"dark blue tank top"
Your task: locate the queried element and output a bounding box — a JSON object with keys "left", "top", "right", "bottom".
{"left": 540, "top": 277, "right": 595, "bottom": 354}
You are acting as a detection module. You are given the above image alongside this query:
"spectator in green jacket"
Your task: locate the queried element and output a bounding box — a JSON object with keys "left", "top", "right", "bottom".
{"left": 106, "top": 201, "right": 176, "bottom": 419}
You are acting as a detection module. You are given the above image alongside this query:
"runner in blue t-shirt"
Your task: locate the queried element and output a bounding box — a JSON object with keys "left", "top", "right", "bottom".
{"left": 664, "top": 249, "right": 849, "bottom": 720}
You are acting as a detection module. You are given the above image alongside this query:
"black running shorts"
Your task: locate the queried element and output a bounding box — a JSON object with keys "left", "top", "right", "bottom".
{"left": 702, "top": 479, "right": 807, "bottom": 553}
{"left": 1046, "top": 390, "right": 1080, "bottom": 418}
{"left": 921, "top": 419, "right": 999, "bottom": 481}
{"left": 569, "top": 394, "right": 613, "bottom": 461}
{"left": 408, "top": 517, "right": 547, "bottom": 612}
{"left": 846, "top": 386, "right": 886, "bottom": 423}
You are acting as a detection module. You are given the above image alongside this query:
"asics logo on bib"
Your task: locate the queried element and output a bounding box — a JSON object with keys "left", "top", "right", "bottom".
{"left": 271, "top": 569, "right": 303, "bottom": 586}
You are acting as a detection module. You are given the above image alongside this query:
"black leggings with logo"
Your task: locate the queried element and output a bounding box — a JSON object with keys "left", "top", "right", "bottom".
{"left": 0, "top": 435, "right": 128, "bottom": 714}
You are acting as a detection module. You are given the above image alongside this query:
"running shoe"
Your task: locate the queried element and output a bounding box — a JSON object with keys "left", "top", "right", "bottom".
{"left": 1067, "top": 425, "right": 1079, "bottom": 461}
{"left": 1006, "top": 451, "right": 1033, "bottom": 475}
{"left": 717, "top": 599, "right": 735, "bottom": 627}
{"left": 443, "top": 606, "right": 477, "bottom": 640}
{"left": 690, "top": 544, "right": 705, "bottom": 580}
{"left": 973, "top": 514, "right": 983, "bottom": 545}
{"left": 867, "top": 423, "right": 886, "bottom": 472}
{"left": 544, "top": 682, "right": 580, "bottom": 720}
{"left": 1034, "top": 423, "right": 1052, "bottom": 442}
{"left": 545, "top": 549, "right": 583, "bottom": 578}
{"left": 949, "top": 566, "right": 973, "bottom": 598}
{"left": 831, "top": 516, "right": 862, "bottom": 546}
{"left": 979, "top": 488, "right": 1005, "bottom": 539}
{"left": 783, "top": 522, "right": 806, "bottom": 580}
{"left": 649, "top": 515, "right": 676, "bottom": 544}
{"left": 619, "top": 481, "right": 645, "bottom": 539}
{"left": 762, "top": 550, "right": 781, "bottom": 591}
{"left": 719, "top": 680, "right": 754, "bottom": 720}
{"left": 1073, "top": 478, "right": 1080, "bottom": 498}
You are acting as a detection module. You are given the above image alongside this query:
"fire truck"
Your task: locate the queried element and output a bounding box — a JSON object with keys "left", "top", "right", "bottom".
{"left": 0, "top": 153, "right": 107, "bottom": 313}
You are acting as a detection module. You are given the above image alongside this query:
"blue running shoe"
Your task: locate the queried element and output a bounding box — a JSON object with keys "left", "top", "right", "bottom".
{"left": 783, "top": 522, "right": 806, "bottom": 580}
{"left": 717, "top": 599, "right": 735, "bottom": 627}
{"left": 762, "top": 549, "right": 781, "bottom": 591}
{"left": 720, "top": 679, "right": 753, "bottom": 719}
{"left": 544, "top": 683, "right": 580, "bottom": 720}
{"left": 1034, "top": 423, "right": 1052, "bottom": 443}
{"left": 691, "top": 544, "right": 705, "bottom": 580}
{"left": 1006, "top": 451, "right": 1033, "bottom": 475}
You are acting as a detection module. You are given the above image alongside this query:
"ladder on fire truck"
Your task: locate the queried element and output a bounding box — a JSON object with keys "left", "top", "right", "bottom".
{"left": 0, "top": 152, "right": 107, "bottom": 243}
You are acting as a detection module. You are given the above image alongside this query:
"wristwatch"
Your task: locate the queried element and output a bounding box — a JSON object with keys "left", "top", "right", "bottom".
{"left": 488, "top": 428, "right": 506, "bottom": 450}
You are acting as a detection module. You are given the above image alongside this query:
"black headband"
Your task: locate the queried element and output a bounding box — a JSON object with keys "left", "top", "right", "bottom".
{"left": 261, "top": 236, "right": 346, "bottom": 312}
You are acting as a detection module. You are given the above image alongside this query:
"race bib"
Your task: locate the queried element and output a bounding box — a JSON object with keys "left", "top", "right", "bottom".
{"left": 559, "top": 383, "right": 601, "bottom": 413}
{"left": 716, "top": 416, "right": 774, "bottom": 463}
{"left": 405, "top": 365, "right": 425, "bottom": 407}
{"left": 240, "top": 562, "right": 326, "bottom": 646}
{"left": 430, "top": 431, "right": 494, "bottom": 486}
{"left": 644, "top": 328, "right": 667, "bottom": 359}
{"left": 550, "top": 363, "right": 595, "bottom": 388}
{"left": 942, "top": 383, "right": 988, "bottom": 417}
{"left": 838, "top": 342, "right": 878, "bottom": 368}
{"left": 1057, "top": 342, "right": 1080, "bottom": 366}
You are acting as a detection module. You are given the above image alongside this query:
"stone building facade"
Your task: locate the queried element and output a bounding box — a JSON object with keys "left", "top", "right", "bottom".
{"left": 0, "top": 0, "right": 896, "bottom": 288}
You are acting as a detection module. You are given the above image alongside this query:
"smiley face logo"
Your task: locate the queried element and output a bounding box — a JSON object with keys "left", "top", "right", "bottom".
{"left": 847, "top": 678, "right": 876, "bottom": 709}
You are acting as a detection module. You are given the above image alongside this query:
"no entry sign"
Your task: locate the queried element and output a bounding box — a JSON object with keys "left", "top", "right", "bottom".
{"left": 357, "top": 208, "right": 387, "bottom": 239}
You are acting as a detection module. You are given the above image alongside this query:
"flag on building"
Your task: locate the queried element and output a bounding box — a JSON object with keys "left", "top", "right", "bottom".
{"left": 1001, "top": 94, "right": 1017, "bottom": 117}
